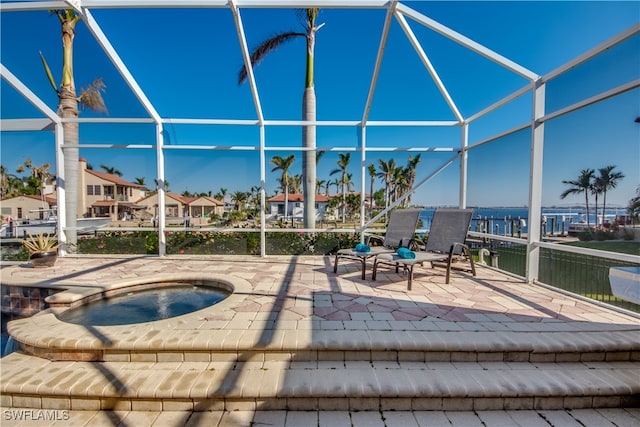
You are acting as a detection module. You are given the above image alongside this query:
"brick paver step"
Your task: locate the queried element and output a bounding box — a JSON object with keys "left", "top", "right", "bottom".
{"left": 2, "top": 352, "right": 638, "bottom": 412}
{"left": 8, "top": 312, "right": 640, "bottom": 362}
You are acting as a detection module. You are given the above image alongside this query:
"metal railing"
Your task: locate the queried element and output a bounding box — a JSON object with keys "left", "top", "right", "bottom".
{"left": 469, "top": 232, "right": 640, "bottom": 313}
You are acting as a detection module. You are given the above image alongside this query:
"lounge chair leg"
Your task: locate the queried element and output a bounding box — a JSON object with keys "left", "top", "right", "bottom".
{"left": 407, "top": 265, "right": 414, "bottom": 290}
{"left": 360, "top": 258, "right": 366, "bottom": 280}
{"left": 334, "top": 255, "right": 339, "bottom": 274}
{"left": 465, "top": 247, "right": 477, "bottom": 277}
{"left": 372, "top": 260, "right": 378, "bottom": 281}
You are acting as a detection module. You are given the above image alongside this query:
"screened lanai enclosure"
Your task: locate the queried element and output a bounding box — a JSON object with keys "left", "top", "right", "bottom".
{"left": 1, "top": 1, "right": 639, "bottom": 308}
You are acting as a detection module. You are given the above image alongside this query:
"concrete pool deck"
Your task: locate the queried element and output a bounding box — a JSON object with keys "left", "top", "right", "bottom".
{"left": 1, "top": 254, "right": 639, "bottom": 426}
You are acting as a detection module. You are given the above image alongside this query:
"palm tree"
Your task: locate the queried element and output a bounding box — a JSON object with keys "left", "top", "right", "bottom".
{"left": 134, "top": 177, "right": 146, "bottom": 186}
{"left": 0, "top": 165, "right": 22, "bottom": 198}
{"left": 329, "top": 153, "right": 351, "bottom": 223}
{"left": 16, "top": 158, "right": 52, "bottom": 196}
{"left": 100, "top": 164, "right": 123, "bottom": 177}
{"left": 561, "top": 169, "right": 595, "bottom": 229}
{"left": 628, "top": 186, "right": 640, "bottom": 220}
{"left": 239, "top": 9, "right": 324, "bottom": 230}
{"left": 377, "top": 158, "right": 396, "bottom": 215}
{"left": 231, "top": 191, "right": 248, "bottom": 212}
{"left": 215, "top": 188, "right": 228, "bottom": 203}
{"left": 590, "top": 178, "right": 602, "bottom": 228}
{"left": 40, "top": 10, "right": 107, "bottom": 251}
{"left": 316, "top": 179, "right": 326, "bottom": 195}
{"left": 288, "top": 174, "right": 302, "bottom": 194}
{"left": 271, "top": 155, "right": 295, "bottom": 220}
{"left": 404, "top": 154, "right": 421, "bottom": 206}
{"left": 330, "top": 178, "right": 341, "bottom": 195}
{"left": 367, "top": 163, "right": 376, "bottom": 219}
{"left": 597, "top": 165, "right": 625, "bottom": 221}
{"left": 16, "top": 158, "right": 52, "bottom": 183}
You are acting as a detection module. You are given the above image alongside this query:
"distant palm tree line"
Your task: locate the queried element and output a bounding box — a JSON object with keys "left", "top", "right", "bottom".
{"left": 560, "top": 165, "right": 625, "bottom": 228}
{"left": 269, "top": 152, "right": 423, "bottom": 221}
{"left": 0, "top": 158, "right": 53, "bottom": 198}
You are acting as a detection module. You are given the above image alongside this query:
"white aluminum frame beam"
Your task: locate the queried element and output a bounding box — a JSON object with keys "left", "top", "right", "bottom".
{"left": 396, "top": 2, "right": 538, "bottom": 82}
{"left": 0, "top": 119, "right": 54, "bottom": 131}
{"left": 362, "top": 0, "right": 396, "bottom": 125}
{"left": 525, "top": 79, "right": 545, "bottom": 283}
{"left": 0, "top": 0, "right": 391, "bottom": 10}
{"left": 395, "top": 10, "right": 464, "bottom": 123}
{"left": 543, "top": 23, "right": 639, "bottom": 82}
{"left": 230, "top": 0, "right": 265, "bottom": 124}
{"left": 80, "top": 8, "right": 161, "bottom": 123}
{"left": 0, "top": 64, "right": 60, "bottom": 124}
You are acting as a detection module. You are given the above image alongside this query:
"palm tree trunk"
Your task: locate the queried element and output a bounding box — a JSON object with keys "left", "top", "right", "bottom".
{"left": 302, "top": 87, "right": 316, "bottom": 229}
{"left": 341, "top": 178, "right": 346, "bottom": 223}
{"left": 284, "top": 183, "right": 289, "bottom": 221}
{"left": 59, "top": 87, "right": 79, "bottom": 251}
{"left": 584, "top": 192, "right": 591, "bottom": 229}
{"left": 594, "top": 193, "right": 599, "bottom": 228}
{"left": 369, "top": 177, "right": 374, "bottom": 219}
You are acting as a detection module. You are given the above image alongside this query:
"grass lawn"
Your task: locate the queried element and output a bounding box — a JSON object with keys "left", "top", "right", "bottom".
{"left": 564, "top": 240, "right": 640, "bottom": 256}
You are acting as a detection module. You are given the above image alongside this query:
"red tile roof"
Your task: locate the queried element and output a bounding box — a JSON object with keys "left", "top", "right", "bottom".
{"left": 266, "top": 193, "right": 332, "bottom": 202}
{"left": 85, "top": 169, "right": 143, "bottom": 187}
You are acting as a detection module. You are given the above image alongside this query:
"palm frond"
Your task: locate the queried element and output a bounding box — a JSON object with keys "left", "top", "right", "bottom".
{"left": 238, "top": 31, "right": 305, "bottom": 84}
{"left": 39, "top": 51, "right": 59, "bottom": 94}
{"left": 79, "top": 78, "right": 108, "bottom": 113}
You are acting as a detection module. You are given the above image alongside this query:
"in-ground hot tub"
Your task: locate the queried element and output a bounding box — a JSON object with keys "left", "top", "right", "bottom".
{"left": 44, "top": 275, "right": 237, "bottom": 326}
{"left": 58, "top": 282, "right": 231, "bottom": 326}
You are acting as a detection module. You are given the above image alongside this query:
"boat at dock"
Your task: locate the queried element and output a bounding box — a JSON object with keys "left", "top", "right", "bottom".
{"left": 0, "top": 210, "right": 110, "bottom": 238}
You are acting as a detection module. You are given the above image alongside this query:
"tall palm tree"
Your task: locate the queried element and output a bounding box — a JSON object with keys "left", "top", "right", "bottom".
{"left": 329, "top": 153, "right": 351, "bottom": 223}
{"left": 100, "top": 164, "right": 123, "bottom": 177}
{"left": 134, "top": 177, "right": 146, "bottom": 186}
{"left": 288, "top": 174, "right": 302, "bottom": 194}
{"left": 405, "top": 154, "right": 421, "bottom": 206}
{"left": 271, "top": 155, "right": 295, "bottom": 220}
{"left": 561, "top": 169, "right": 595, "bottom": 229}
{"left": 41, "top": 9, "right": 107, "bottom": 251}
{"left": 597, "top": 165, "right": 625, "bottom": 221}
{"left": 367, "top": 163, "right": 376, "bottom": 219}
{"left": 377, "top": 158, "right": 396, "bottom": 215}
{"left": 316, "top": 179, "right": 326, "bottom": 195}
{"left": 238, "top": 9, "right": 323, "bottom": 230}
{"left": 590, "top": 178, "right": 602, "bottom": 228}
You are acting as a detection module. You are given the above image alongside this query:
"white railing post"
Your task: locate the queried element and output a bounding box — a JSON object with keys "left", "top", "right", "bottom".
{"left": 156, "top": 123, "right": 166, "bottom": 256}
{"left": 526, "top": 78, "right": 545, "bottom": 283}
{"left": 459, "top": 122, "right": 468, "bottom": 209}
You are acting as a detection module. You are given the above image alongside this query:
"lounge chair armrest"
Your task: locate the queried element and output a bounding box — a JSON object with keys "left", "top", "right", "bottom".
{"left": 364, "top": 234, "right": 385, "bottom": 246}
{"left": 449, "top": 242, "right": 471, "bottom": 256}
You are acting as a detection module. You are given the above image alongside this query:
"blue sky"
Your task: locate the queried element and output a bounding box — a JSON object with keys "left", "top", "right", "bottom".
{"left": 1, "top": 1, "right": 639, "bottom": 208}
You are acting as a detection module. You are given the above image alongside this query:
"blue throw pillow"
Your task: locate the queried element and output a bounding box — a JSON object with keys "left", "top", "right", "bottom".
{"left": 354, "top": 243, "right": 371, "bottom": 253}
{"left": 396, "top": 247, "right": 416, "bottom": 259}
